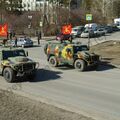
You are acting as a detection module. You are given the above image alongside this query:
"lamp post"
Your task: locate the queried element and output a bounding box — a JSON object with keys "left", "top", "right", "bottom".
{"left": 68, "top": 0, "right": 72, "bottom": 23}
{"left": 41, "top": 0, "right": 46, "bottom": 37}
{"left": 28, "top": 15, "right": 32, "bottom": 37}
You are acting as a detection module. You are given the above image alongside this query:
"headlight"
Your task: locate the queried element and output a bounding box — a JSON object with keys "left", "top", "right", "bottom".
{"left": 84, "top": 55, "right": 91, "bottom": 61}
{"left": 14, "top": 65, "right": 22, "bottom": 71}
{"left": 14, "top": 65, "right": 19, "bottom": 69}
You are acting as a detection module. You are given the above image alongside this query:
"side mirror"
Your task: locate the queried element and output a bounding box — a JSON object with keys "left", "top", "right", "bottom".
{"left": 26, "top": 51, "right": 28, "bottom": 56}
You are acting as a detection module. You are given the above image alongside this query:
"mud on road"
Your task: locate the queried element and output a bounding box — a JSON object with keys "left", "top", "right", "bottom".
{"left": 0, "top": 90, "right": 94, "bottom": 120}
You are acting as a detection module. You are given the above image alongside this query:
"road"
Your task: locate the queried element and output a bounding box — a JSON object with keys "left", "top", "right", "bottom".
{"left": 0, "top": 32, "right": 120, "bottom": 120}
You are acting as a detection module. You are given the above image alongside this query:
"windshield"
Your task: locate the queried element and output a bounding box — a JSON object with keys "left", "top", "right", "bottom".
{"left": 73, "top": 45, "right": 89, "bottom": 53}
{"left": 73, "top": 29, "right": 78, "bottom": 32}
{"left": 2, "top": 50, "right": 26, "bottom": 60}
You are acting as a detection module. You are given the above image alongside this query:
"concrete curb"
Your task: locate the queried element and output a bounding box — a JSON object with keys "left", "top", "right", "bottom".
{"left": 111, "top": 64, "right": 120, "bottom": 69}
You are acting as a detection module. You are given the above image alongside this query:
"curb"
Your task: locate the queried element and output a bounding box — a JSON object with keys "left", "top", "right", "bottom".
{"left": 111, "top": 64, "right": 120, "bottom": 69}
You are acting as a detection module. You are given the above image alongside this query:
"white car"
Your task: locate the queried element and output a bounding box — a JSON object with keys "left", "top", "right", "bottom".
{"left": 85, "top": 23, "right": 98, "bottom": 31}
{"left": 81, "top": 29, "right": 95, "bottom": 38}
{"left": 9, "top": 37, "right": 33, "bottom": 47}
{"left": 71, "top": 26, "right": 84, "bottom": 38}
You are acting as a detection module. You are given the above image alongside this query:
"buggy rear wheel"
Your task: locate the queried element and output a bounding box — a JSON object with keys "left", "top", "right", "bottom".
{"left": 49, "top": 56, "right": 58, "bottom": 67}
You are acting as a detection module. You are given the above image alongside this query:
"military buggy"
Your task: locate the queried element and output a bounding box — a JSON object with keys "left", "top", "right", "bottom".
{"left": 44, "top": 42, "right": 100, "bottom": 71}
{"left": 0, "top": 47, "right": 38, "bottom": 82}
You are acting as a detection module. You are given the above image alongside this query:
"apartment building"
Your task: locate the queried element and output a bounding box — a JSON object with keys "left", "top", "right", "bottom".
{"left": 22, "top": 0, "right": 83, "bottom": 11}
{"left": 22, "top": 0, "right": 45, "bottom": 11}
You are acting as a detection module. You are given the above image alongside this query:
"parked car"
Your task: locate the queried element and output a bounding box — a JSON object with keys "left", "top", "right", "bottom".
{"left": 85, "top": 23, "right": 98, "bottom": 31}
{"left": 9, "top": 37, "right": 33, "bottom": 47}
{"left": 94, "top": 28, "right": 107, "bottom": 36}
{"left": 81, "top": 29, "right": 95, "bottom": 38}
{"left": 71, "top": 26, "right": 85, "bottom": 38}
{"left": 112, "top": 25, "right": 120, "bottom": 31}
{"left": 105, "top": 26, "right": 113, "bottom": 33}
{"left": 56, "top": 33, "right": 73, "bottom": 42}
{"left": 114, "top": 18, "right": 120, "bottom": 29}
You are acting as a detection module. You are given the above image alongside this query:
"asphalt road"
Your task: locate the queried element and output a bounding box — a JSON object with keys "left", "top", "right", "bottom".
{"left": 0, "top": 32, "right": 120, "bottom": 120}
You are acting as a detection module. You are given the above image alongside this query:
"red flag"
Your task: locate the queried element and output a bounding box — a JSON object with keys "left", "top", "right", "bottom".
{"left": 0, "top": 24, "right": 8, "bottom": 37}
{"left": 62, "top": 24, "right": 72, "bottom": 35}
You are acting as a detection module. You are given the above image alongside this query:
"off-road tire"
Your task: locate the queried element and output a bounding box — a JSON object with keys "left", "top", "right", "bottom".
{"left": 74, "top": 59, "right": 86, "bottom": 71}
{"left": 49, "top": 56, "right": 58, "bottom": 67}
{"left": 3, "top": 67, "right": 15, "bottom": 83}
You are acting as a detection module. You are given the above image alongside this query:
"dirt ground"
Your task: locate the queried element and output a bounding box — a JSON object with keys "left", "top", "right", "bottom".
{"left": 90, "top": 40, "right": 120, "bottom": 66}
{"left": 0, "top": 90, "right": 94, "bottom": 120}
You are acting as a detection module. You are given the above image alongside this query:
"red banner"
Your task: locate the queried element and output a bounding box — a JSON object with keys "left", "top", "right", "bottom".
{"left": 61, "top": 24, "right": 72, "bottom": 35}
{"left": 0, "top": 24, "right": 8, "bottom": 37}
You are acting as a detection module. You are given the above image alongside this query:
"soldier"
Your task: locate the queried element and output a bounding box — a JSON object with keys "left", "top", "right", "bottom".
{"left": 10, "top": 32, "right": 12, "bottom": 40}
{"left": 12, "top": 31, "right": 16, "bottom": 37}
{"left": 38, "top": 31, "right": 41, "bottom": 45}
{"left": 3, "top": 39, "right": 7, "bottom": 47}
{"left": 14, "top": 36, "right": 17, "bottom": 47}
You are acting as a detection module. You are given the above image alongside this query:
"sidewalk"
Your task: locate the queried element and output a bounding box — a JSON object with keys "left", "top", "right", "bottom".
{"left": 31, "top": 36, "right": 56, "bottom": 42}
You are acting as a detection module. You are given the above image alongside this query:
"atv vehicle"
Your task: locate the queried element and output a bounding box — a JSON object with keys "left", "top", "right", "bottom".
{"left": 44, "top": 42, "right": 100, "bottom": 71}
{"left": 0, "top": 48, "right": 38, "bottom": 82}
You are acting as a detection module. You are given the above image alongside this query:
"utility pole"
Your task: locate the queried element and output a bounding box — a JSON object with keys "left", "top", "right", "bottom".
{"left": 42, "top": 0, "right": 49, "bottom": 36}
{"left": 43, "top": 0, "right": 46, "bottom": 24}
{"left": 42, "top": 0, "right": 46, "bottom": 36}
{"left": 68, "top": 0, "right": 72, "bottom": 23}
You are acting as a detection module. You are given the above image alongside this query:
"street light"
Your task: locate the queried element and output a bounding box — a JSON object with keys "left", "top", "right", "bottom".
{"left": 28, "top": 15, "right": 32, "bottom": 37}
{"left": 68, "top": 0, "right": 72, "bottom": 23}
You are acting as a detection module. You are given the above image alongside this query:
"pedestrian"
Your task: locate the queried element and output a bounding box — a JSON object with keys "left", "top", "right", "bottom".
{"left": 15, "top": 36, "right": 17, "bottom": 47}
{"left": 10, "top": 32, "right": 12, "bottom": 40}
{"left": 38, "top": 31, "right": 41, "bottom": 45}
{"left": 3, "top": 39, "right": 7, "bottom": 47}
{"left": 12, "top": 31, "right": 16, "bottom": 37}
{"left": 7, "top": 32, "right": 9, "bottom": 40}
